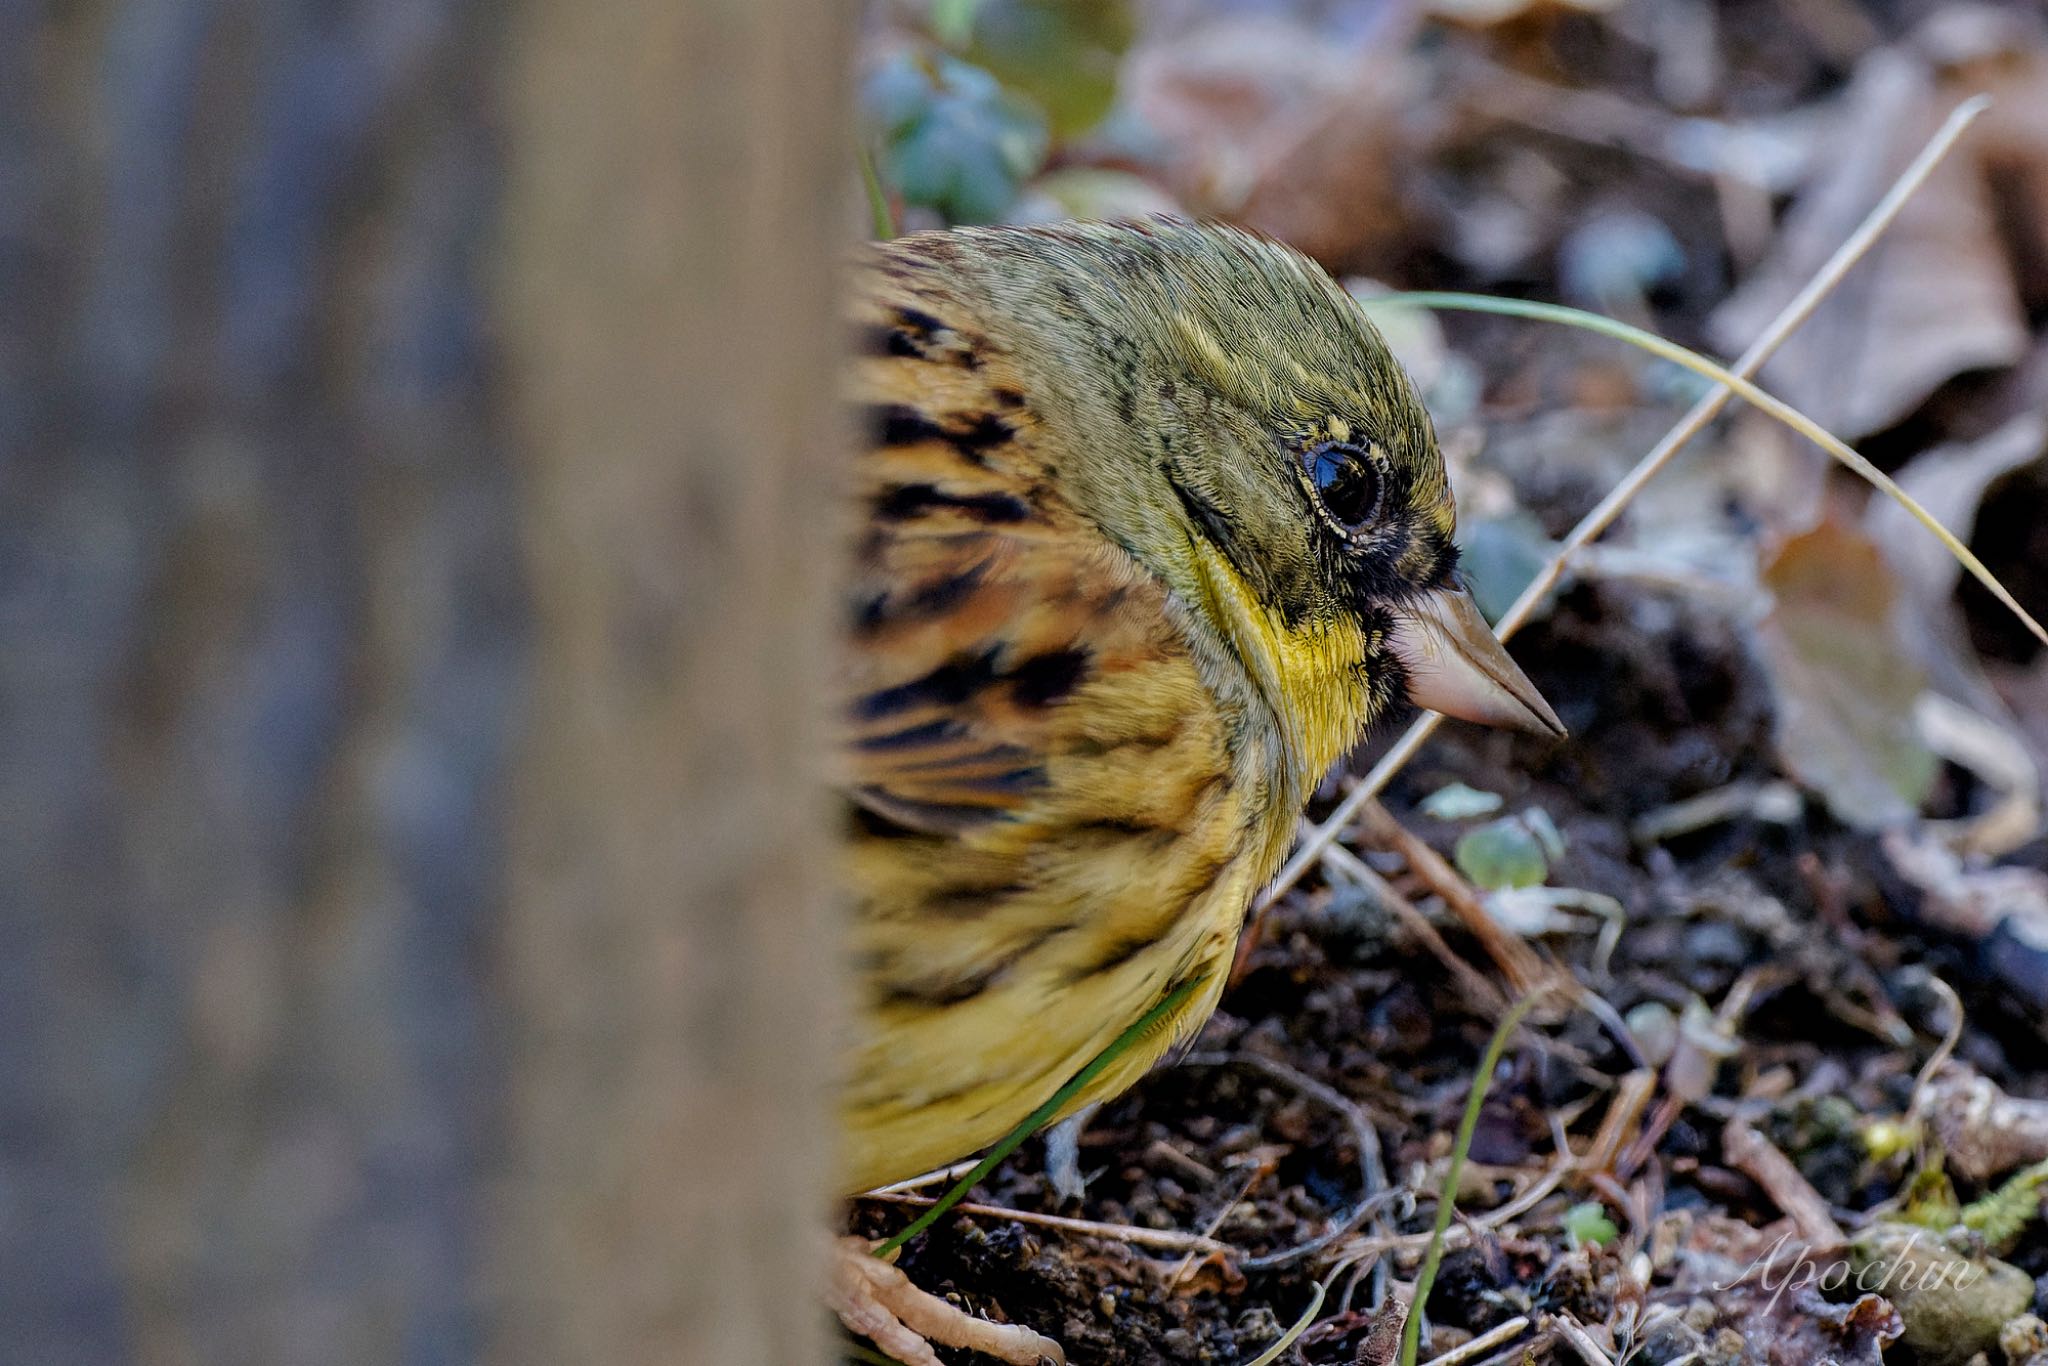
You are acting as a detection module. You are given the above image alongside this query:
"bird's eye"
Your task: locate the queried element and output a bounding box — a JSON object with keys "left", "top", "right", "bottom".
{"left": 1305, "top": 441, "right": 1384, "bottom": 534}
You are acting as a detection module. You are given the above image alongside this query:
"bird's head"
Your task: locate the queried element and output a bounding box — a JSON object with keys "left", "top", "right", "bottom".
{"left": 948, "top": 218, "right": 1562, "bottom": 786}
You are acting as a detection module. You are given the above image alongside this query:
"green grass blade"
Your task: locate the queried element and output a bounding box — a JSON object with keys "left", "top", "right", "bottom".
{"left": 859, "top": 144, "right": 896, "bottom": 241}
{"left": 871, "top": 976, "right": 1205, "bottom": 1258}
{"left": 1245, "top": 1273, "right": 1329, "bottom": 1366}
{"left": 1398, "top": 989, "right": 1549, "bottom": 1366}
{"left": 1371, "top": 292, "right": 2048, "bottom": 651}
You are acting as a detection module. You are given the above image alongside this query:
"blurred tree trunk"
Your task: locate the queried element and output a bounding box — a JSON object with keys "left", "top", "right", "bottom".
{"left": 493, "top": 0, "right": 851, "bottom": 1363}
{"left": 0, "top": 0, "right": 850, "bottom": 1360}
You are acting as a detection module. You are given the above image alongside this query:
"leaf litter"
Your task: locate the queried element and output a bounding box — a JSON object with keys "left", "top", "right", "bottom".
{"left": 848, "top": 0, "right": 2048, "bottom": 1361}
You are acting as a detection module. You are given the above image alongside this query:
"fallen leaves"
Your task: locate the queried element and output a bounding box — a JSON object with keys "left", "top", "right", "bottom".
{"left": 843, "top": 4, "right": 2048, "bottom": 1362}
{"left": 1655, "top": 1213, "right": 1904, "bottom": 1366}
{"left": 1884, "top": 826, "right": 2048, "bottom": 1012}
{"left": 1756, "top": 515, "right": 1937, "bottom": 829}
{"left": 1121, "top": 16, "right": 1420, "bottom": 268}
{"left": 1711, "top": 8, "right": 2048, "bottom": 441}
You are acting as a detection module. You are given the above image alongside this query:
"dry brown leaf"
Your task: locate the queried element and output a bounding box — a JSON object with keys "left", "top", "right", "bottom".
{"left": 1425, "top": 0, "right": 1625, "bottom": 25}
{"left": 1870, "top": 414, "right": 2045, "bottom": 608}
{"left": 1994, "top": 656, "right": 2048, "bottom": 833}
{"left": 1121, "top": 16, "right": 1418, "bottom": 267}
{"left": 1711, "top": 41, "right": 2031, "bottom": 440}
{"left": 1866, "top": 416, "right": 2046, "bottom": 853}
{"left": 1756, "top": 516, "right": 1937, "bottom": 829}
{"left": 1926, "top": 1063, "right": 2048, "bottom": 1183}
{"left": 1656, "top": 1214, "right": 1904, "bottom": 1366}
{"left": 1884, "top": 826, "right": 2048, "bottom": 1015}
{"left": 1919, "top": 5, "right": 2048, "bottom": 310}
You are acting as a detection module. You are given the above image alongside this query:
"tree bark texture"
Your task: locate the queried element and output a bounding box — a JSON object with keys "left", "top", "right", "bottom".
{"left": 494, "top": 1, "right": 852, "bottom": 1363}
{"left": 0, "top": 0, "right": 851, "bottom": 1361}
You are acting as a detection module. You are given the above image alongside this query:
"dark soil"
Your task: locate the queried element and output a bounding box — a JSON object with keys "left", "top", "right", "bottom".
{"left": 848, "top": 583, "right": 2048, "bottom": 1363}
{"left": 844, "top": 0, "right": 2048, "bottom": 1357}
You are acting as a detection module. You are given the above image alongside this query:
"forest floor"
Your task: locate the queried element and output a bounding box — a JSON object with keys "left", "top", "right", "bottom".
{"left": 847, "top": 0, "right": 2048, "bottom": 1360}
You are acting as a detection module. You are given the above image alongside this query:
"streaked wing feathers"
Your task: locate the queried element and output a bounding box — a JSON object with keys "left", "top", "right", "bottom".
{"left": 835, "top": 243, "right": 1257, "bottom": 1193}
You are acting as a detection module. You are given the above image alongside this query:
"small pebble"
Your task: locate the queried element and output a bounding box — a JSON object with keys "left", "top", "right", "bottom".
{"left": 1233, "top": 1305, "right": 1281, "bottom": 1343}
{"left": 2001, "top": 1312, "right": 2048, "bottom": 1363}
{"left": 1707, "top": 1327, "right": 1747, "bottom": 1364}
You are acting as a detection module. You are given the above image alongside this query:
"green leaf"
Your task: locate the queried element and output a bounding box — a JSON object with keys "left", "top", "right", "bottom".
{"left": 1399, "top": 988, "right": 1557, "bottom": 1366}
{"left": 1454, "top": 818, "right": 1549, "bottom": 890}
{"left": 1521, "top": 806, "right": 1566, "bottom": 862}
{"left": 962, "top": 0, "right": 1134, "bottom": 139}
{"left": 860, "top": 49, "right": 1049, "bottom": 225}
{"left": 1563, "top": 1201, "right": 1619, "bottom": 1249}
{"left": 871, "top": 976, "right": 1204, "bottom": 1258}
{"left": 858, "top": 144, "right": 895, "bottom": 240}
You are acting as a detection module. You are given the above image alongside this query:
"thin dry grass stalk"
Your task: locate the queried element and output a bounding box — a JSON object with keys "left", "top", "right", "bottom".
{"left": 1723, "top": 1116, "right": 1849, "bottom": 1248}
{"left": 1359, "top": 800, "right": 1549, "bottom": 993}
{"left": 1419, "top": 1316, "right": 1534, "bottom": 1366}
{"left": 857, "top": 1194, "right": 1234, "bottom": 1255}
{"left": 1255, "top": 95, "right": 1994, "bottom": 918}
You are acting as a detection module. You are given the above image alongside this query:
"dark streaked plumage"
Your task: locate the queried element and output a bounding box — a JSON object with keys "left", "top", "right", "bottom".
{"left": 836, "top": 219, "right": 1558, "bottom": 1209}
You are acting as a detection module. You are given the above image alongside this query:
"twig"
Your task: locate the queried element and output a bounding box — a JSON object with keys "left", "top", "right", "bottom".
{"left": 1333, "top": 1248, "right": 1384, "bottom": 1318}
{"left": 1616, "top": 1095, "right": 1683, "bottom": 1183}
{"left": 1723, "top": 1116, "right": 1847, "bottom": 1248}
{"left": 1326, "top": 843, "right": 1507, "bottom": 1014}
{"left": 1168, "top": 1162, "right": 1266, "bottom": 1288}
{"left": 1331, "top": 1146, "right": 1578, "bottom": 1273}
{"left": 1145, "top": 1139, "right": 1219, "bottom": 1185}
{"left": 1467, "top": 1343, "right": 1557, "bottom": 1366}
{"left": 1902, "top": 973, "right": 1964, "bottom": 1159}
{"left": 1394, "top": 290, "right": 2045, "bottom": 649}
{"left": 1252, "top": 95, "right": 1994, "bottom": 919}
{"left": 1360, "top": 801, "right": 1549, "bottom": 995}
{"left": 1574, "top": 987, "right": 1649, "bottom": 1071}
{"left": 1631, "top": 780, "right": 1803, "bottom": 844}
{"left": 1179, "top": 1051, "right": 1394, "bottom": 1271}
{"left": 1481, "top": 1154, "right": 1575, "bottom": 1230}
{"left": 864, "top": 1159, "right": 982, "bottom": 1196}
{"left": 1579, "top": 1068, "right": 1660, "bottom": 1177}
{"left": 1552, "top": 1314, "right": 1620, "bottom": 1365}
{"left": 1420, "top": 1316, "right": 1534, "bottom": 1366}
{"left": 859, "top": 1194, "right": 1233, "bottom": 1255}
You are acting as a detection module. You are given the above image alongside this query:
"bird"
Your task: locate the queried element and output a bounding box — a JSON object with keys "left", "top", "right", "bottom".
{"left": 830, "top": 217, "right": 1561, "bottom": 1365}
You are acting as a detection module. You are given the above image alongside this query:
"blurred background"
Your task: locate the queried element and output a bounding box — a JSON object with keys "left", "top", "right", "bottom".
{"left": 6, "top": 0, "right": 2048, "bottom": 1362}
{"left": 3, "top": 3, "right": 853, "bottom": 1362}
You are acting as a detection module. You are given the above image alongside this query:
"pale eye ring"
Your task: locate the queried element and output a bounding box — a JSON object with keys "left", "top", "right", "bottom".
{"left": 1304, "top": 440, "right": 1385, "bottom": 535}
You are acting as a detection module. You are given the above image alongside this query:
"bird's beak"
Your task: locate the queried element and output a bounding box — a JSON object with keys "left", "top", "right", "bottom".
{"left": 1388, "top": 584, "right": 1565, "bottom": 738}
